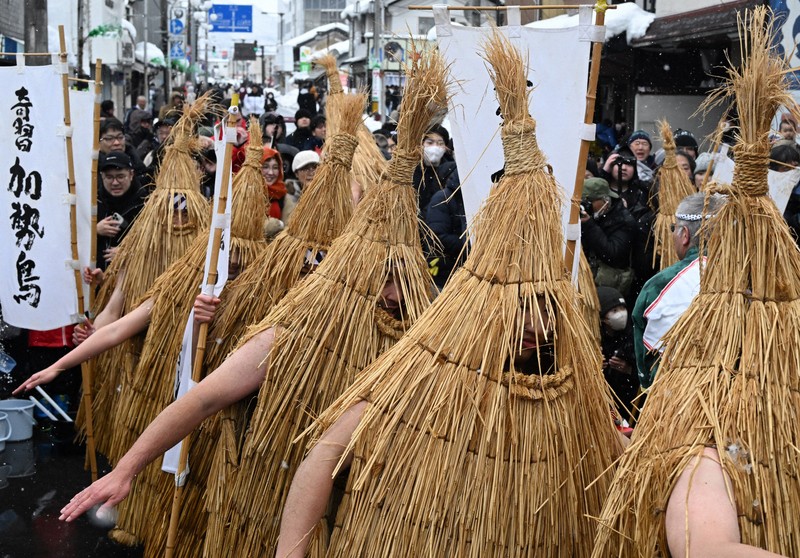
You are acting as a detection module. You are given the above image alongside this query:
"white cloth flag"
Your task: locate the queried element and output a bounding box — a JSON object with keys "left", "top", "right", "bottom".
{"left": 0, "top": 64, "right": 77, "bottom": 329}
{"left": 70, "top": 89, "right": 96, "bottom": 308}
{"left": 434, "top": 5, "right": 594, "bottom": 281}
{"left": 712, "top": 145, "right": 800, "bottom": 213}
{"left": 162, "top": 124, "right": 233, "bottom": 479}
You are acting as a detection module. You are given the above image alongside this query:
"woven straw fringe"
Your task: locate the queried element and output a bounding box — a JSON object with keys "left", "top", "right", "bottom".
{"left": 208, "top": 48, "right": 445, "bottom": 558}
{"left": 592, "top": 8, "right": 800, "bottom": 556}
{"left": 651, "top": 120, "right": 697, "bottom": 269}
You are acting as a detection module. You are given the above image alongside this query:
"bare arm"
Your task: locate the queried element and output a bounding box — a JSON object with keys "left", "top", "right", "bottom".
{"left": 94, "top": 279, "right": 126, "bottom": 329}
{"left": 14, "top": 297, "right": 154, "bottom": 394}
{"left": 276, "top": 401, "right": 366, "bottom": 558}
{"left": 666, "top": 447, "right": 785, "bottom": 558}
{"left": 59, "top": 327, "right": 275, "bottom": 522}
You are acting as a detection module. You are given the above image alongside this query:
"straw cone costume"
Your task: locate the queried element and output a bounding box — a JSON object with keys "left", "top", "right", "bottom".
{"left": 201, "top": 92, "right": 369, "bottom": 555}
{"left": 592, "top": 8, "right": 800, "bottom": 556}
{"left": 651, "top": 120, "right": 697, "bottom": 270}
{"left": 104, "top": 122, "right": 269, "bottom": 556}
{"left": 77, "top": 95, "right": 214, "bottom": 456}
{"left": 307, "top": 33, "right": 623, "bottom": 558}
{"left": 205, "top": 54, "right": 445, "bottom": 558}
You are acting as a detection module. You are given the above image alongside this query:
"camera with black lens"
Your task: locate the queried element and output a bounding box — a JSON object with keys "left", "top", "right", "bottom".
{"left": 580, "top": 199, "right": 594, "bottom": 215}
{"left": 615, "top": 155, "right": 637, "bottom": 168}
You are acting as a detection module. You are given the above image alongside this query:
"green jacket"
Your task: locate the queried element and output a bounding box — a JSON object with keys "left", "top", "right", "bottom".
{"left": 633, "top": 246, "right": 700, "bottom": 388}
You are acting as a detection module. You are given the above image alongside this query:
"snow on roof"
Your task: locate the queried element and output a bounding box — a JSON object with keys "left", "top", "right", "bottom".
{"left": 311, "top": 39, "right": 351, "bottom": 58}
{"left": 285, "top": 22, "right": 349, "bottom": 47}
{"left": 526, "top": 2, "right": 655, "bottom": 43}
{"left": 121, "top": 19, "right": 137, "bottom": 40}
{"left": 135, "top": 42, "right": 166, "bottom": 66}
{"left": 426, "top": 3, "right": 655, "bottom": 44}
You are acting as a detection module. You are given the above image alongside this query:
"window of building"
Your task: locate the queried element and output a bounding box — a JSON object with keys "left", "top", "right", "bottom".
{"left": 418, "top": 16, "right": 435, "bottom": 36}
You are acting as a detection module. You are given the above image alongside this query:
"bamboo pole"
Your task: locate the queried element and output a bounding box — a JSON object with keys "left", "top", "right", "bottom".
{"left": 163, "top": 94, "right": 239, "bottom": 558}
{"left": 564, "top": 0, "right": 609, "bottom": 277}
{"left": 408, "top": 4, "right": 615, "bottom": 10}
{"left": 59, "top": 26, "right": 98, "bottom": 481}
{"left": 90, "top": 59, "right": 101, "bottom": 311}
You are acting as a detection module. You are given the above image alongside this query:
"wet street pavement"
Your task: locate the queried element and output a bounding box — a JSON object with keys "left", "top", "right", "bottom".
{"left": 1, "top": 421, "right": 143, "bottom": 558}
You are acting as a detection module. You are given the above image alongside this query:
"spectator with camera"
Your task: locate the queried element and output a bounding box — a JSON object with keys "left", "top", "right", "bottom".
{"left": 596, "top": 286, "right": 638, "bottom": 419}
{"left": 96, "top": 151, "right": 148, "bottom": 270}
{"left": 580, "top": 177, "right": 635, "bottom": 297}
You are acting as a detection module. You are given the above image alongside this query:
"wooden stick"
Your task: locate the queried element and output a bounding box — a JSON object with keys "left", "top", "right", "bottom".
{"left": 408, "top": 3, "right": 616, "bottom": 10}
{"left": 0, "top": 51, "right": 53, "bottom": 56}
{"left": 68, "top": 76, "right": 99, "bottom": 84}
{"left": 90, "top": 59, "right": 101, "bottom": 311}
{"left": 564, "top": 2, "right": 608, "bottom": 277}
{"left": 59, "top": 26, "right": 98, "bottom": 481}
{"left": 164, "top": 94, "right": 240, "bottom": 558}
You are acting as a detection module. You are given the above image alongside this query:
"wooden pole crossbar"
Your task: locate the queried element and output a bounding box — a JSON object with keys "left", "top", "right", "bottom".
{"left": 59, "top": 25, "right": 98, "bottom": 482}
{"left": 0, "top": 51, "right": 53, "bottom": 56}
{"left": 163, "top": 95, "right": 240, "bottom": 558}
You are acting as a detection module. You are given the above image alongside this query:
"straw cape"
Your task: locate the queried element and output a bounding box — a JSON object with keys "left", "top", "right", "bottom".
{"left": 579, "top": 250, "right": 602, "bottom": 341}
{"left": 77, "top": 94, "right": 214, "bottom": 455}
{"left": 305, "top": 32, "right": 622, "bottom": 558}
{"left": 105, "top": 120, "right": 269, "bottom": 556}
{"left": 651, "top": 120, "right": 697, "bottom": 270}
{"left": 316, "top": 53, "right": 388, "bottom": 196}
{"left": 592, "top": 8, "right": 800, "bottom": 556}
{"left": 205, "top": 51, "right": 444, "bottom": 558}
{"left": 201, "top": 91, "right": 370, "bottom": 556}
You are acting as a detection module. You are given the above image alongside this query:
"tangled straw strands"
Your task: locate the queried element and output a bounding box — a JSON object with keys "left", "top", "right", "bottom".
{"left": 107, "top": 131, "right": 270, "bottom": 557}
{"left": 651, "top": 120, "right": 697, "bottom": 269}
{"left": 579, "top": 250, "right": 601, "bottom": 342}
{"left": 209, "top": 48, "right": 446, "bottom": 558}
{"left": 592, "top": 8, "right": 800, "bottom": 556}
{"left": 302, "top": 30, "right": 621, "bottom": 558}
{"left": 316, "top": 52, "right": 388, "bottom": 197}
{"left": 78, "top": 94, "right": 215, "bottom": 454}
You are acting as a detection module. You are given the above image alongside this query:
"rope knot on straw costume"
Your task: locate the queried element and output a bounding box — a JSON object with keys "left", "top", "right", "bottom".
{"left": 327, "top": 133, "right": 358, "bottom": 169}
{"left": 501, "top": 120, "right": 547, "bottom": 176}
{"left": 389, "top": 152, "right": 420, "bottom": 186}
{"left": 732, "top": 145, "right": 769, "bottom": 197}
{"left": 241, "top": 145, "right": 265, "bottom": 171}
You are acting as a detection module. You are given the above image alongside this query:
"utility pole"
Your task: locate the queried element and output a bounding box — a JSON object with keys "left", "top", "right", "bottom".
{"left": 24, "top": 0, "right": 49, "bottom": 66}
{"left": 162, "top": 0, "right": 170, "bottom": 98}
{"left": 373, "top": 0, "right": 384, "bottom": 121}
{"left": 143, "top": 0, "right": 149, "bottom": 100}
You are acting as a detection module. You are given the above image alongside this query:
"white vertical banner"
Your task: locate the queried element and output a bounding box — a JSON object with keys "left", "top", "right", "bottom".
{"left": 162, "top": 124, "right": 233, "bottom": 477}
{"left": 0, "top": 64, "right": 77, "bottom": 329}
{"left": 434, "top": 5, "right": 593, "bottom": 281}
{"left": 69, "top": 88, "right": 96, "bottom": 307}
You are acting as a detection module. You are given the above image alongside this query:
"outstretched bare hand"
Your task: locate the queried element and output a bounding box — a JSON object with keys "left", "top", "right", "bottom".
{"left": 13, "top": 366, "right": 63, "bottom": 395}
{"left": 59, "top": 468, "right": 133, "bottom": 522}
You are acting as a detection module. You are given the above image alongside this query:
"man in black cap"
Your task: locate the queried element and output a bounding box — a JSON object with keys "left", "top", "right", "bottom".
{"left": 96, "top": 151, "right": 148, "bottom": 270}
{"left": 596, "top": 285, "right": 637, "bottom": 419}
{"left": 674, "top": 128, "right": 699, "bottom": 159}
{"left": 285, "top": 109, "right": 314, "bottom": 150}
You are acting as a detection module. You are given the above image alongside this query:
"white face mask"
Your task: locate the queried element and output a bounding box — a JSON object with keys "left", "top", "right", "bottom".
{"left": 605, "top": 309, "right": 628, "bottom": 331}
{"left": 423, "top": 145, "right": 445, "bottom": 165}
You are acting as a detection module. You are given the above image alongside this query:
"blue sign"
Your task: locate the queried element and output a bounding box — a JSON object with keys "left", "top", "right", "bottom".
{"left": 209, "top": 4, "right": 253, "bottom": 33}
{"left": 170, "top": 40, "right": 185, "bottom": 59}
{"left": 169, "top": 19, "right": 185, "bottom": 35}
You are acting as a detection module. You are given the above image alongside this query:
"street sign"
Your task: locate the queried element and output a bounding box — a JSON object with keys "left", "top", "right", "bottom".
{"left": 170, "top": 40, "right": 186, "bottom": 59}
{"left": 209, "top": 4, "right": 253, "bottom": 33}
{"left": 169, "top": 19, "right": 185, "bottom": 35}
{"left": 233, "top": 42, "right": 257, "bottom": 61}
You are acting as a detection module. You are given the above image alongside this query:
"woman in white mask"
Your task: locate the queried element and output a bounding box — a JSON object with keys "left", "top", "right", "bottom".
{"left": 413, "top": 125, "right": 459, "bottom": 216}
{"left": 596, "top": 285, "right": 639, "bottom": 424}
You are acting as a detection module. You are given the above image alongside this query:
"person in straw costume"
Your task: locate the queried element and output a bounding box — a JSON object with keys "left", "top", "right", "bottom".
{"left": 17, "top": 117, "right": 269, "bottom": 551}
{"left": 591, "top": 7, "right": 800, "bottom": 557}
{"left": 650, "top": 119, "right": 698, "bottom": 271}
{"left": 276, "top": 31, "right": 624, "bottom": 558}
{"left": 204, "top": 50, "right": 444, "bottom": 558}
{"left": 51, "top": 91, "right": 375, "bottom": 541}
{"left": 75, "top": 93, "right": 214, "bottom": 456}
{"left": 315, "top": 53, "right": 388, "bottom": 203}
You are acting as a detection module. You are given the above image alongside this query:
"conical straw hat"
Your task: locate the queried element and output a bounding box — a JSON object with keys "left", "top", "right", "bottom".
{"left": 106, "top": 117, "right": 270, "bottom": 555}
{"left": 78, "top": 93, "right": 215, "bottom": 456}
{"left": 304, "top": 30, "right": 623, "bottom": 558}
{"left": 316, "top": 53, "right": 388, "bottom": 196}
{"left": 651, "top": 120, "right": 697, "bottom": 269}
{"left": 207, "top": 49, "right": 446, "bottom": 558}
{"left": 592, "top": 7, "right": 800, "bottom": 556}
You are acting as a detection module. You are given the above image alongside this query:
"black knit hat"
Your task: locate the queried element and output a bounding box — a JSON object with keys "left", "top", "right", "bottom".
{"left": 596, "top": 286, "right": 626, "bottom": 316}
{"left": 627, "top": 129, "right": 652, "bottom": 148}
{"left": 674, "top": 129, "right": 698, "bottom": 150}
